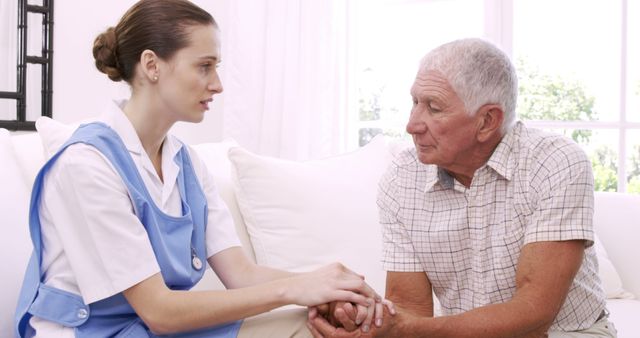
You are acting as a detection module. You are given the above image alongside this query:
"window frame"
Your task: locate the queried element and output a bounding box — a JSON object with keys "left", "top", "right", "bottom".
{"left": 349, "top": 0, "right": 637, "bottom": 193}
{"left": 0, "top": 0, "right": 54, "bottom": 131}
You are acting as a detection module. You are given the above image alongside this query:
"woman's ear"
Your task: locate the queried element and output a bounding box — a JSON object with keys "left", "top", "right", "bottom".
{"left": 140, "top": 49, "right": 159, "bottom": 82}
{"left": 476, "top": 104, "right": 504, "bottom": 142}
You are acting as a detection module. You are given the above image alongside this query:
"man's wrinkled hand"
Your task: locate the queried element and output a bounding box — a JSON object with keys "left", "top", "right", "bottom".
{"left": 307, "top": 300, "right": 396, "bottom": 337}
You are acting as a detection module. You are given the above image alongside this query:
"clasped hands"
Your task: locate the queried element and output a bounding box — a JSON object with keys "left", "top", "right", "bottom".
{"left": 307, "top": 299, "right": 396, "bottom": 337}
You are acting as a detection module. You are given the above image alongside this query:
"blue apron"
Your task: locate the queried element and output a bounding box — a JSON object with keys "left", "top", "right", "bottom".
{"left": 14, "top": 122, "right": 241, "bottom": 337}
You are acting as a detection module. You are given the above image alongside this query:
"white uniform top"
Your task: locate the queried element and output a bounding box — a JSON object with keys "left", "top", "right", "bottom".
{"left": 30, "top": 100, "right": 241, "bottom": 337}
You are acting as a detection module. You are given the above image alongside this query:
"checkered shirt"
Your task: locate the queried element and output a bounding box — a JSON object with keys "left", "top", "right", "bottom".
{"left": 378, "top": 122, "right": 606, "bottom": 331}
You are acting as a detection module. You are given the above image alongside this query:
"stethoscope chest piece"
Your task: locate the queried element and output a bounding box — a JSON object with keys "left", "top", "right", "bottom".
{"left": 191, "top": 247, "right": 203, "bottom": 271}
{"left": 192, "top": 256, "right": 203, "bottom": 270}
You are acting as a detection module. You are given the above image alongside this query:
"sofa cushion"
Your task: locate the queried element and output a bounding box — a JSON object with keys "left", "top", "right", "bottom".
{"left": 606, "top": 299, "right": 640, "bottom": 338}
{"left": 594, "top": 234, "right": 635, "bottom": 300}
{"left": 9, "top": 132, "right": 45, "bottom": 185}
{"left": 191, "top": 140, "right": 255, "bottom": 261}
{"left": 0, "top": 129, "right": 33, "bottom": 336}
{"left": 228, "top": 135, "right": 392, "bottom": 293}
{"left": 35, "top": 116, "right": 78, "bottom": 157}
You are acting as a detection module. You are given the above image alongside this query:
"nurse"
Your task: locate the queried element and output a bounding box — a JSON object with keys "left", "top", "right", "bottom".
{"left": 14, "top": 0, "right": 391, "bottom": 337}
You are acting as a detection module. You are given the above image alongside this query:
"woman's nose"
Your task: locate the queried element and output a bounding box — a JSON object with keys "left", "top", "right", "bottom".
{"left": 208, "top": 73, "right": 223, "bottom": 94}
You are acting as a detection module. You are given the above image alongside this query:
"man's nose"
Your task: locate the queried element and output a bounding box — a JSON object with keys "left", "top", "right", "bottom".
{"left": 406, "top": 114, "right": 426, "bottom": 135}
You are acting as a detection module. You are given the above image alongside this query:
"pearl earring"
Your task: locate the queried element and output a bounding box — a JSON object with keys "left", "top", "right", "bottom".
{"left": 153, "top": 75, "right": 159, "bottom": 81}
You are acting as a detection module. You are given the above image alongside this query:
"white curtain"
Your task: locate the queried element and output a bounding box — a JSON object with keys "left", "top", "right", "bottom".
{"left": 0, "top": 1, "right": 18, "bottom": 120}
{"left": 222, "top": 0, "right": 349, "bottom": 160}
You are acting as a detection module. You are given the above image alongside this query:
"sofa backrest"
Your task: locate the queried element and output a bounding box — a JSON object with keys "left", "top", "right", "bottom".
{"left": 0, "top": 129, "right": 38, "bottom": 336}
{"left": 1, "top": 125, "right": 638, "bottom": 338}
{"left": 594, "top": 192, "right": 640, "bottom": 299}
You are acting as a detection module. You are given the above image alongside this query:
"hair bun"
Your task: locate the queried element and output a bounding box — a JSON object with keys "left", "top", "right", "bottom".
{"left": 92, "top": 27, "right": 122, "bottom": 82}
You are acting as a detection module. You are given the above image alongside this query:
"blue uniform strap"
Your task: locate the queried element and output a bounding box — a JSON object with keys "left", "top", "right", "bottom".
{"left": 14, "top": 122, "right": 147, "bottom": 337}
{"left": 28, "top": 284, "right": 90, "bottom": 327}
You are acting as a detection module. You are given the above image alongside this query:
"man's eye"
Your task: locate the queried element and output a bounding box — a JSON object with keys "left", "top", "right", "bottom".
{"left": 428, "top": 102, "right": 442, "bottom": 112}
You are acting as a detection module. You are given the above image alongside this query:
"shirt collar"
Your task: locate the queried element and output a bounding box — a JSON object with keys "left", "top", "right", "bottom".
{"left": 422, "top": 121, "right": 523, "bottom": 192}
{"left": 100, "top": 99, "right": 183, "bottom": 160}
{"left": 485, "top": 121, "right": 522, "bottom": 181}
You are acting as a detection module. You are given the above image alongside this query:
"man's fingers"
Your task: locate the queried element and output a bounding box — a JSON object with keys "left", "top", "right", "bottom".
{"left": 382, "top": 299, "right": 397, "bottom": 315}
{"left": 317, "top": 303, "right": 330, "bottom": 315}
{"left": 306, "top": 321, "right": 325, "bottom": 338}
{"left": 309, "top": 315, "right": 340, "bottom": 336}
{"left": 335, "top": 307, "right": 358, "bottom": 332}
{"left": 361, "top": 302, "right": 375, "bottom": 333}
{"left": 308, "top": 306, "right": 318, "bottom": 320}
{"left": 354, "top": 304, "right": 367, "bottom": 325}
{"left": 342, "top": 302, "right": 356, "bottom": 321}
{"left": 374, "top": 301, "right": 383, "bottom": 327}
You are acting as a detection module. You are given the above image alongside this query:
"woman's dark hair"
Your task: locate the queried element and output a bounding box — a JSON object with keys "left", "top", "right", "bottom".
{"left": 93, "top": 0, "right": 216, "bottom": 82}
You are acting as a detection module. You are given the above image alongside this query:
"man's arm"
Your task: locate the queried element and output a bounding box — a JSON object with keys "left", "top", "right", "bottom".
{"left": 385, "top": 271, "right": 434, "bottom": 318}
{"left": 309, "top": 240, "right": 584, "bottom": 338}
{"left": 389, "top": 240, "right": 585, "bottom": 338}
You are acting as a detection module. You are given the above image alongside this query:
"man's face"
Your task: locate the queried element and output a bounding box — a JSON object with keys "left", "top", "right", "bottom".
{"left": 406, "top": 69, "right": 481, "bottom": 170}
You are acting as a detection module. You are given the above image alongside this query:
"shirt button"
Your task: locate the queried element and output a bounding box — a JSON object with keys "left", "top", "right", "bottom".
{"left": 77, "top": 308, "right": 88, "bottom": 319}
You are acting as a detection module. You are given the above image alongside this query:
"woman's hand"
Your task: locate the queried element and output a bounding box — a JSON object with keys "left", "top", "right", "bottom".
{"left": 283, "top": 263, "right": 380, "bottom": 308}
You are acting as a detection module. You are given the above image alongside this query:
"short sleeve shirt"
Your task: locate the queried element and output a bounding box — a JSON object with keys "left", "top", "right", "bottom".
{"left": 378, "top": 122, "right": 606, "bottom": 331}
{"left": 31, "top": 100, "right": 241, "bottom": 337}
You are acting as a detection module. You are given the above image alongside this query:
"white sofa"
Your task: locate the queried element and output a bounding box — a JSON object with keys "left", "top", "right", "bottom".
{"left": 1, "top": 118, "right": 639, "bottom": 337}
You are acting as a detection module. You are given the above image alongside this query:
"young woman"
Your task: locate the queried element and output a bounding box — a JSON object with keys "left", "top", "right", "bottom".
{"left": 14, "top": 1, "right": 390, "bottom": 337}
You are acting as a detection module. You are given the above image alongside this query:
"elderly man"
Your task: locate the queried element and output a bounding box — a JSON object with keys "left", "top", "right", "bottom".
{"left": 307, "top": 38, "right": 616, "bottom": 337}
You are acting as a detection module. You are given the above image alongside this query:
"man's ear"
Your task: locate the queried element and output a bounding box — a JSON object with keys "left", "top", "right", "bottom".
{"left": 475, "top": 104, "right": 504, "bottom": 142}
{"left": 139, "top": 49, "right": 159, "bottom": 82}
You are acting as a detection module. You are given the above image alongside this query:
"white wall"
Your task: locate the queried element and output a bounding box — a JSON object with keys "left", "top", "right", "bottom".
{"left": 53, "top": 0, "right": 230, "bottom": 144}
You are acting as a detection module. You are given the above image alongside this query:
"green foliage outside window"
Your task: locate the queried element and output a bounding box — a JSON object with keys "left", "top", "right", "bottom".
{"left": 517, "top": 58, "right": 640, "bottom": 193}
{"left": 516, "top": 58, "right": 596, "bottom": 143}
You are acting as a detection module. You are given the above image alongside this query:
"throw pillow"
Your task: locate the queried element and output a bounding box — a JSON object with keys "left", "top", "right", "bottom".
{"left": 35, "top": 116, "right": 78, "bottom": 158}
{"left": 191, "top": 139, "right": 255, "bottom": 259}
{"left": 10, "top": 132, "right": 46, "bottom": 185}
{"left": 593, "top": 234, "right": 635, "bottom": 299}
{"left": 228, "top": 135, "right": 393, "bottom": 293}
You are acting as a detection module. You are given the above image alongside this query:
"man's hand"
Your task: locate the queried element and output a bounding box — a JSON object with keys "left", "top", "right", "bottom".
{"left": 309, "top": 302, "right": 363, "bottom": 332}
{"left": 307, "top": 300, "right": 397, "bottom": 337}
{"left": 307, "top": 313, "right": 375, "bottom": 338}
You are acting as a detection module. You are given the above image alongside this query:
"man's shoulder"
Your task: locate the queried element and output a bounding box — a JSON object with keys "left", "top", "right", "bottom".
{"left": 509, "top": 124, "right": 593, "bottom": 194}
{"left": 515, "top": 124, "right": 590, "bottom": 167}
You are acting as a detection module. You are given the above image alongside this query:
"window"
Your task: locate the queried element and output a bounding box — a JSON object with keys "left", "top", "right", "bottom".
{"left": 349, "top": 0, "right": 639, "bottom": 193}
{"left": 348, "top": 0, "right": 484, "bottom": 148}
{"left": 512, "top": 0, "right": 638, "bottom": 193}
{"left": 0, "top": 0, "right": 54, "bottom": 131}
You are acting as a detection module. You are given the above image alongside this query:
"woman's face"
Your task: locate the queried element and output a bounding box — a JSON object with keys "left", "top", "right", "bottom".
{"left": 156, "top": 24, "right": 223, "bottom": 123}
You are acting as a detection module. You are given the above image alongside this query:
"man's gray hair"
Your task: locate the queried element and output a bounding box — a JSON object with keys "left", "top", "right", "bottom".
{"left": 420, "top": 38, "right": 518, "bottom": 134}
